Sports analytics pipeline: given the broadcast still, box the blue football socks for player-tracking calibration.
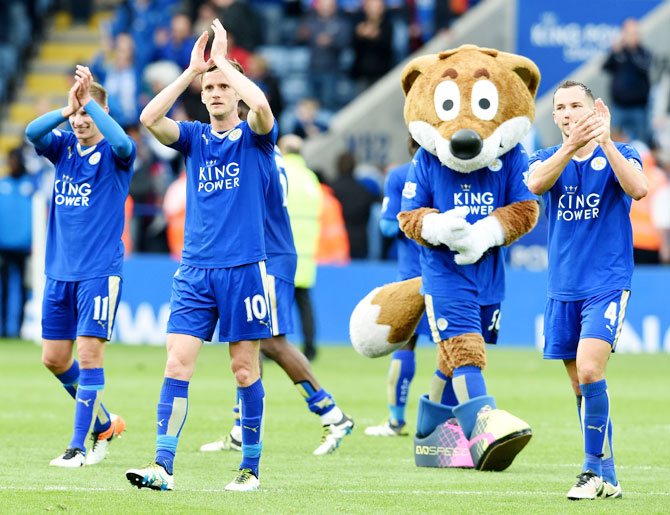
[452,365,488,403]
[70,367,104,451]
[580,379,609,476]
[387,350,415,425]
[155,377,189,475]
[239,379,265,477]
[55,360,111,433]
[429,368,458,406]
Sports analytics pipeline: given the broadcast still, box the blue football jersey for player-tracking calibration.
[529,142,642,300]
[169,120,277,268]
[382,161,421,280]
[37,129,135,281]
[401,144,536,304]
[265,146,298,283]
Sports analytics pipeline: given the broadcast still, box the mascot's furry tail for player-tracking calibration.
[349,277,425,358]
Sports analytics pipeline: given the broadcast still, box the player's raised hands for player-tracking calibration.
[210,18,228,63]
[62,81,81,118]
[566,110,604,151]
[593,98,611,145]
[74,64,94,106]
[189,31,213,74]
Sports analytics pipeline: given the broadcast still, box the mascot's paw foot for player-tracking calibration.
[469,407,532,471]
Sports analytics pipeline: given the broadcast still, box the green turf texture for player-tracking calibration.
[0,339,668,513]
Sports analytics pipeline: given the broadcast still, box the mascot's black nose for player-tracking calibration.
[450,129,483,160]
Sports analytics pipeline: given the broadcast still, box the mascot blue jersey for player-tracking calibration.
[402,144,535,304]
[382,162,421,280]
[38,129,135,281]
[529,142,642,301]
[169,120,277,268]
[265,146,298,283]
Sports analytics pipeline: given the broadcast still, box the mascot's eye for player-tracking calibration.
[471,80,499,121]
[433,80,460,121]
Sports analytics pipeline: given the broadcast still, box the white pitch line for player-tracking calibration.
[1,486,668,496]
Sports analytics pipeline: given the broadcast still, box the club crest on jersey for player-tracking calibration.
[488,159,502,172]
[591,157,607,171]
[628,158,642,171]
[89,152,101,165]
[437,318,448,331]
[228,128,242,141]
[402,181,417,199]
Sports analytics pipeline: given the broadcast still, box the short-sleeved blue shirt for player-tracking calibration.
[401,144,536,304]
[37,129,135,281]
[169,120,277,268]
[529,142,642,300]
[265,146,297,283]
[382,161,421,280]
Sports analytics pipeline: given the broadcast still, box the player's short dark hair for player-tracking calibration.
[200,61,245,88]
[553,80,594,105]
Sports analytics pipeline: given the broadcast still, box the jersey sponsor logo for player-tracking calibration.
[488,159,502,172]
[453,186,495,215]
[402,181,417,199]
[557,185,600,221]
[89,151,101,165]
[591,156,607,171]
[54,177,92,207]
[628,158,642,171]
[198,162,241,192]
[437,318,448,331]
[228,128,242,141]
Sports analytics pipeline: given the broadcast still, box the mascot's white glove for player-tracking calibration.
[421,206,470,247]
[450,215,506,265]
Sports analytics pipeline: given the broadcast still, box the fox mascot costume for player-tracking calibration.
[350,45,541,471]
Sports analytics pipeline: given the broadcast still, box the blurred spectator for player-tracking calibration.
[225,32,252,71]
[314,172,350,265]
[603,18,653,144]
[108,0,176,71]
[91,33,142,127]
[193,1,218,36]
[246,54,283,120]
[297,0,352,110]
[628,139,670,264]
[181,76,211,122]
[126,125,171,252]
[152,11,198,70]
[279,135,323,360]
[282,98,331,139]
[351,0,393,93]
[163,170,187,260]
[331,151,377,258]
[68,0,93,25]
[213,0,261,51]
[0,148,35,337]
[123,195,135,256]
[250,0,284,45]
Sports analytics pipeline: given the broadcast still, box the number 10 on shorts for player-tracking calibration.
[244,294,267,322]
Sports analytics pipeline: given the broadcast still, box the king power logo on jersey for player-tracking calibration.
[557,185,600,221]
[198,161,241,193]
[53,177,91,206]
[453,185,495,215]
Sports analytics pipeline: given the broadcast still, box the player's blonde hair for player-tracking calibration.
[89,82,108,107]
[200,61,245,88]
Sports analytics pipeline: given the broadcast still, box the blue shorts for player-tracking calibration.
[167,262,273,343]
[424,294,501,344]
[415,311,431,338]
[42,276,122,341]
[267,274,294,336]
[543,290,630,360]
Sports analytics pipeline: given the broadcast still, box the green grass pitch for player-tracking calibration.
[1,339,668,513]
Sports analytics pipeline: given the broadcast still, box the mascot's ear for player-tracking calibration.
[496,52,541,99]
[401,55,437,97]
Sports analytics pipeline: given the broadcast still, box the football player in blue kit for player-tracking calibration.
[125,19,275,492]
[200,130,353,456]
[365,138,437,437]
[25,66,134,467]
[527,80,648,500]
